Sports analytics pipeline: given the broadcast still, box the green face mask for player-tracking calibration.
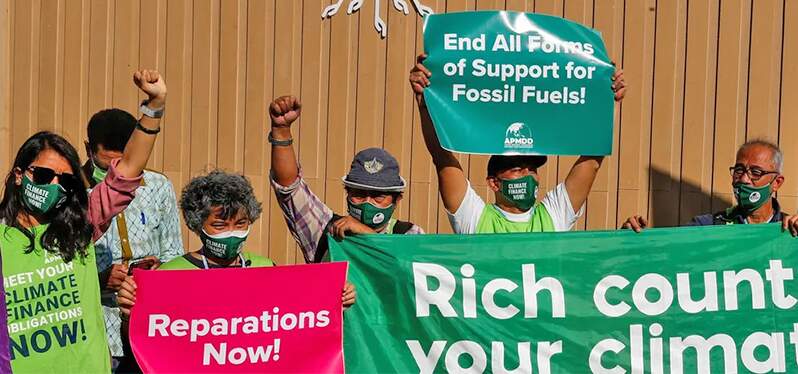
[91,158,108,184]
[21,175,68,215]
[499,175,539,211]
[200,228,250,260]
[733,182,772,214]
[347,200,396,229]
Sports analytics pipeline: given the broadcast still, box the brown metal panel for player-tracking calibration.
[561,0,591,230]
[746,0,783,141]
[505,0,533,11]
[139,0,168,170]
[409,0,446,233]
[534,0,563,15]
[10,0,40,150]
[36,0,63,134]
[678,0,719,224]
[86,0,113,127]
[110,0,140,115]
[62,0,90,161]
[779,0,798,212]
[589,0,624,230]
[0,0,10,167]
[649,0,687,227]
[216,0,247,172]
[382,0,416,222]
[616,0,655,225]
[188,0,219,175]
[323,0,360,219]
[269,0,302,265]
[353,0,387,150]
[295,0,332,263]
[161,0,195,249]
[242,0,274,256]
[710,0,751,213]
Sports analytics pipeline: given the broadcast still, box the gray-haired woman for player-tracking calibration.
[114,170,355,371]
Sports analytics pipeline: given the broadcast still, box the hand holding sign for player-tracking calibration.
[409,54,432,106]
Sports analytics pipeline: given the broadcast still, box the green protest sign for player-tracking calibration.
[422,11,615,155]
[330,225,798,373]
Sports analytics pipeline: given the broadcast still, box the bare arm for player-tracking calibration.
[563,156,604,212]
[564,65,626,213]
[269,95,302,186]
[115,70,166,179]
[410,54,469,213]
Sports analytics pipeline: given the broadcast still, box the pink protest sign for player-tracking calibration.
[129,262,347,373]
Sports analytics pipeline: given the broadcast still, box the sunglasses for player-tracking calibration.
[26,166,82,193]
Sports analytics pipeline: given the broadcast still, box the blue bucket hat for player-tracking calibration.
[342,148,406,192]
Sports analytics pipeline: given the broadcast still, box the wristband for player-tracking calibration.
[136,121,161,135]
[268,131,293,146]
[139,99,165,119]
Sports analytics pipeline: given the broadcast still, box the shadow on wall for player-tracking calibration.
[649,167,733,227]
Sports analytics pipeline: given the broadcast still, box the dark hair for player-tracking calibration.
[487,155,548,177]
[0,131,93,262]
[87,109,137,153]
[180,170,262,233]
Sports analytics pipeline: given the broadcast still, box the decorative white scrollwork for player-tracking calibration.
[321,0,434,38]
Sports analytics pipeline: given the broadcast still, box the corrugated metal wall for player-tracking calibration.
[0,0,796,265]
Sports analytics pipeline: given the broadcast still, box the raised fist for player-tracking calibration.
[133,70,167,102]
[269,95,302,128]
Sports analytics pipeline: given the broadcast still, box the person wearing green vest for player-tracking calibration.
[0,70,167,373]
[115,170,356,372]
[409,54,627,234]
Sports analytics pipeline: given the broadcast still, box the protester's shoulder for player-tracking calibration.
[158,255,196,270]
[243,252,276,267]
[686,209,733,226]
[142,169,175,187]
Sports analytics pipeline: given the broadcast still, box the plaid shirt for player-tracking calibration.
[271,170,423,263]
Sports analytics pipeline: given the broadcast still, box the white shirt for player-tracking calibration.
[447,182,584,234]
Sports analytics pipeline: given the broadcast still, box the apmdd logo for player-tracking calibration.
[504,122,534,149]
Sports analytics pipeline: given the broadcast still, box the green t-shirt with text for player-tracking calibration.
[1,224,110,373]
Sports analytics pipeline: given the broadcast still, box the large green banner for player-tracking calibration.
[330,224,798,373]
[422,11,615,155]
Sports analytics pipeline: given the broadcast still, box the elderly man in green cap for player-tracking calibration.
[268,95,424,263]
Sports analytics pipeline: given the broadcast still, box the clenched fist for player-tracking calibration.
[269,95,302,128]
[133,70,167,106]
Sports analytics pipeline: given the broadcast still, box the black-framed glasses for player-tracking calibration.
[729,165,779,182]
[26,166,81,193]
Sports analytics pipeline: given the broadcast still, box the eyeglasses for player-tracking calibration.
[729,165,779,182]
[27,166,81,193]
[348,189,393,204]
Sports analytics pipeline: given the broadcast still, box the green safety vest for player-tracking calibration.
[475,203,556,233]
[158,251,275,270]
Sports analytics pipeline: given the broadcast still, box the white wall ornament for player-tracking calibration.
[321,0,434,38]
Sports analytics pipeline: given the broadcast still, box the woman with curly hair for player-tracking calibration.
[115,170,355,372]
[0,70,167,373]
